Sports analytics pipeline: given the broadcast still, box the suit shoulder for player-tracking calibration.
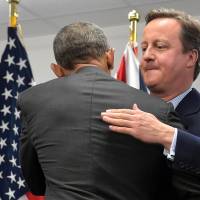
[21,78,59,94]
[116,80,167,105]
[18,78,59,102]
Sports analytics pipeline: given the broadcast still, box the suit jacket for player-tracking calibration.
[18,66,182,200]
[172,88,200,198]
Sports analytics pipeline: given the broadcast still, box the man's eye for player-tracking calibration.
[157,45,164,49]
[156,44,167,49]
[141,47,147,52]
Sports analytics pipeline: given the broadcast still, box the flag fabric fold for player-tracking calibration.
[0,27,44,200]
[116,42,147,92]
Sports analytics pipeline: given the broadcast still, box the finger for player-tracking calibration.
[101,112,135,120]
[102,116,133,128]
[105,109,134,114]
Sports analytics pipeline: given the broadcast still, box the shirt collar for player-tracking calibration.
[169,88,192,109]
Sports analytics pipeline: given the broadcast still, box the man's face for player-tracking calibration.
[140,18,194,100]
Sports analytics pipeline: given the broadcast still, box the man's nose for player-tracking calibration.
[142,47,155,62]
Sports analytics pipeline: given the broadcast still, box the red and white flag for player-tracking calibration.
[116,42,147,91]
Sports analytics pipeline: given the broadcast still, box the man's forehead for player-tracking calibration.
[142,18,182,39]
[144,18,181,30]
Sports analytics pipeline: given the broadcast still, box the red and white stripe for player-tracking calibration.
[116,42,140,89]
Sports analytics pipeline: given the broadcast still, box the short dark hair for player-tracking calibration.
[53,22,110,69]
[145,8,200,80]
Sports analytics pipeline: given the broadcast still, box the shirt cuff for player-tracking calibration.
[163,128,177,161]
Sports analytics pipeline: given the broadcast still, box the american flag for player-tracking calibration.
[0,27,36,200]
[116,42,147,92]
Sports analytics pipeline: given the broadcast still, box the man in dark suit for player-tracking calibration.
[101,8,200,199]
[18,22,182,199]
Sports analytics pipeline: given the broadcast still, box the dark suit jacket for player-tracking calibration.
[172,88,200,197]
[18,66,182,200]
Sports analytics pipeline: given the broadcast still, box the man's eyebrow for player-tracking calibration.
[140,41,147,45]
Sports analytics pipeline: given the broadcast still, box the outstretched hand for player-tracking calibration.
[101,104,174,150]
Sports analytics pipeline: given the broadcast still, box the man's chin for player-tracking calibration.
[147,85,165,96]
[144,80,157,89]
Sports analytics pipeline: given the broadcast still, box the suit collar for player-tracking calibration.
[63,66,108,78]
[175,88,200,115]
[75,66,106,74]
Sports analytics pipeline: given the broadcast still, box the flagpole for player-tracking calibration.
[128,10,147,91]
[7,0,20,27]
[128,10,139,43]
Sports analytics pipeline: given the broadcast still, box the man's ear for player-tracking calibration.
[51,63,66,77]
[106,48,115,71]
[186,49,198,69]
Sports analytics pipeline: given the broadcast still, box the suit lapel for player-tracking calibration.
[175,88,200,116]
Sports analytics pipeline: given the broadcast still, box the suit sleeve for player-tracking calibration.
[18,96,46,195]
[171,129,200,197]
[164,104,200,198]
[175,129,200,174]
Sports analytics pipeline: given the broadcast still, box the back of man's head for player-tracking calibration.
[53,22,110,70]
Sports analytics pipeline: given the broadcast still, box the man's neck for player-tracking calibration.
[74,61,110,74]
[150,86,192,101]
